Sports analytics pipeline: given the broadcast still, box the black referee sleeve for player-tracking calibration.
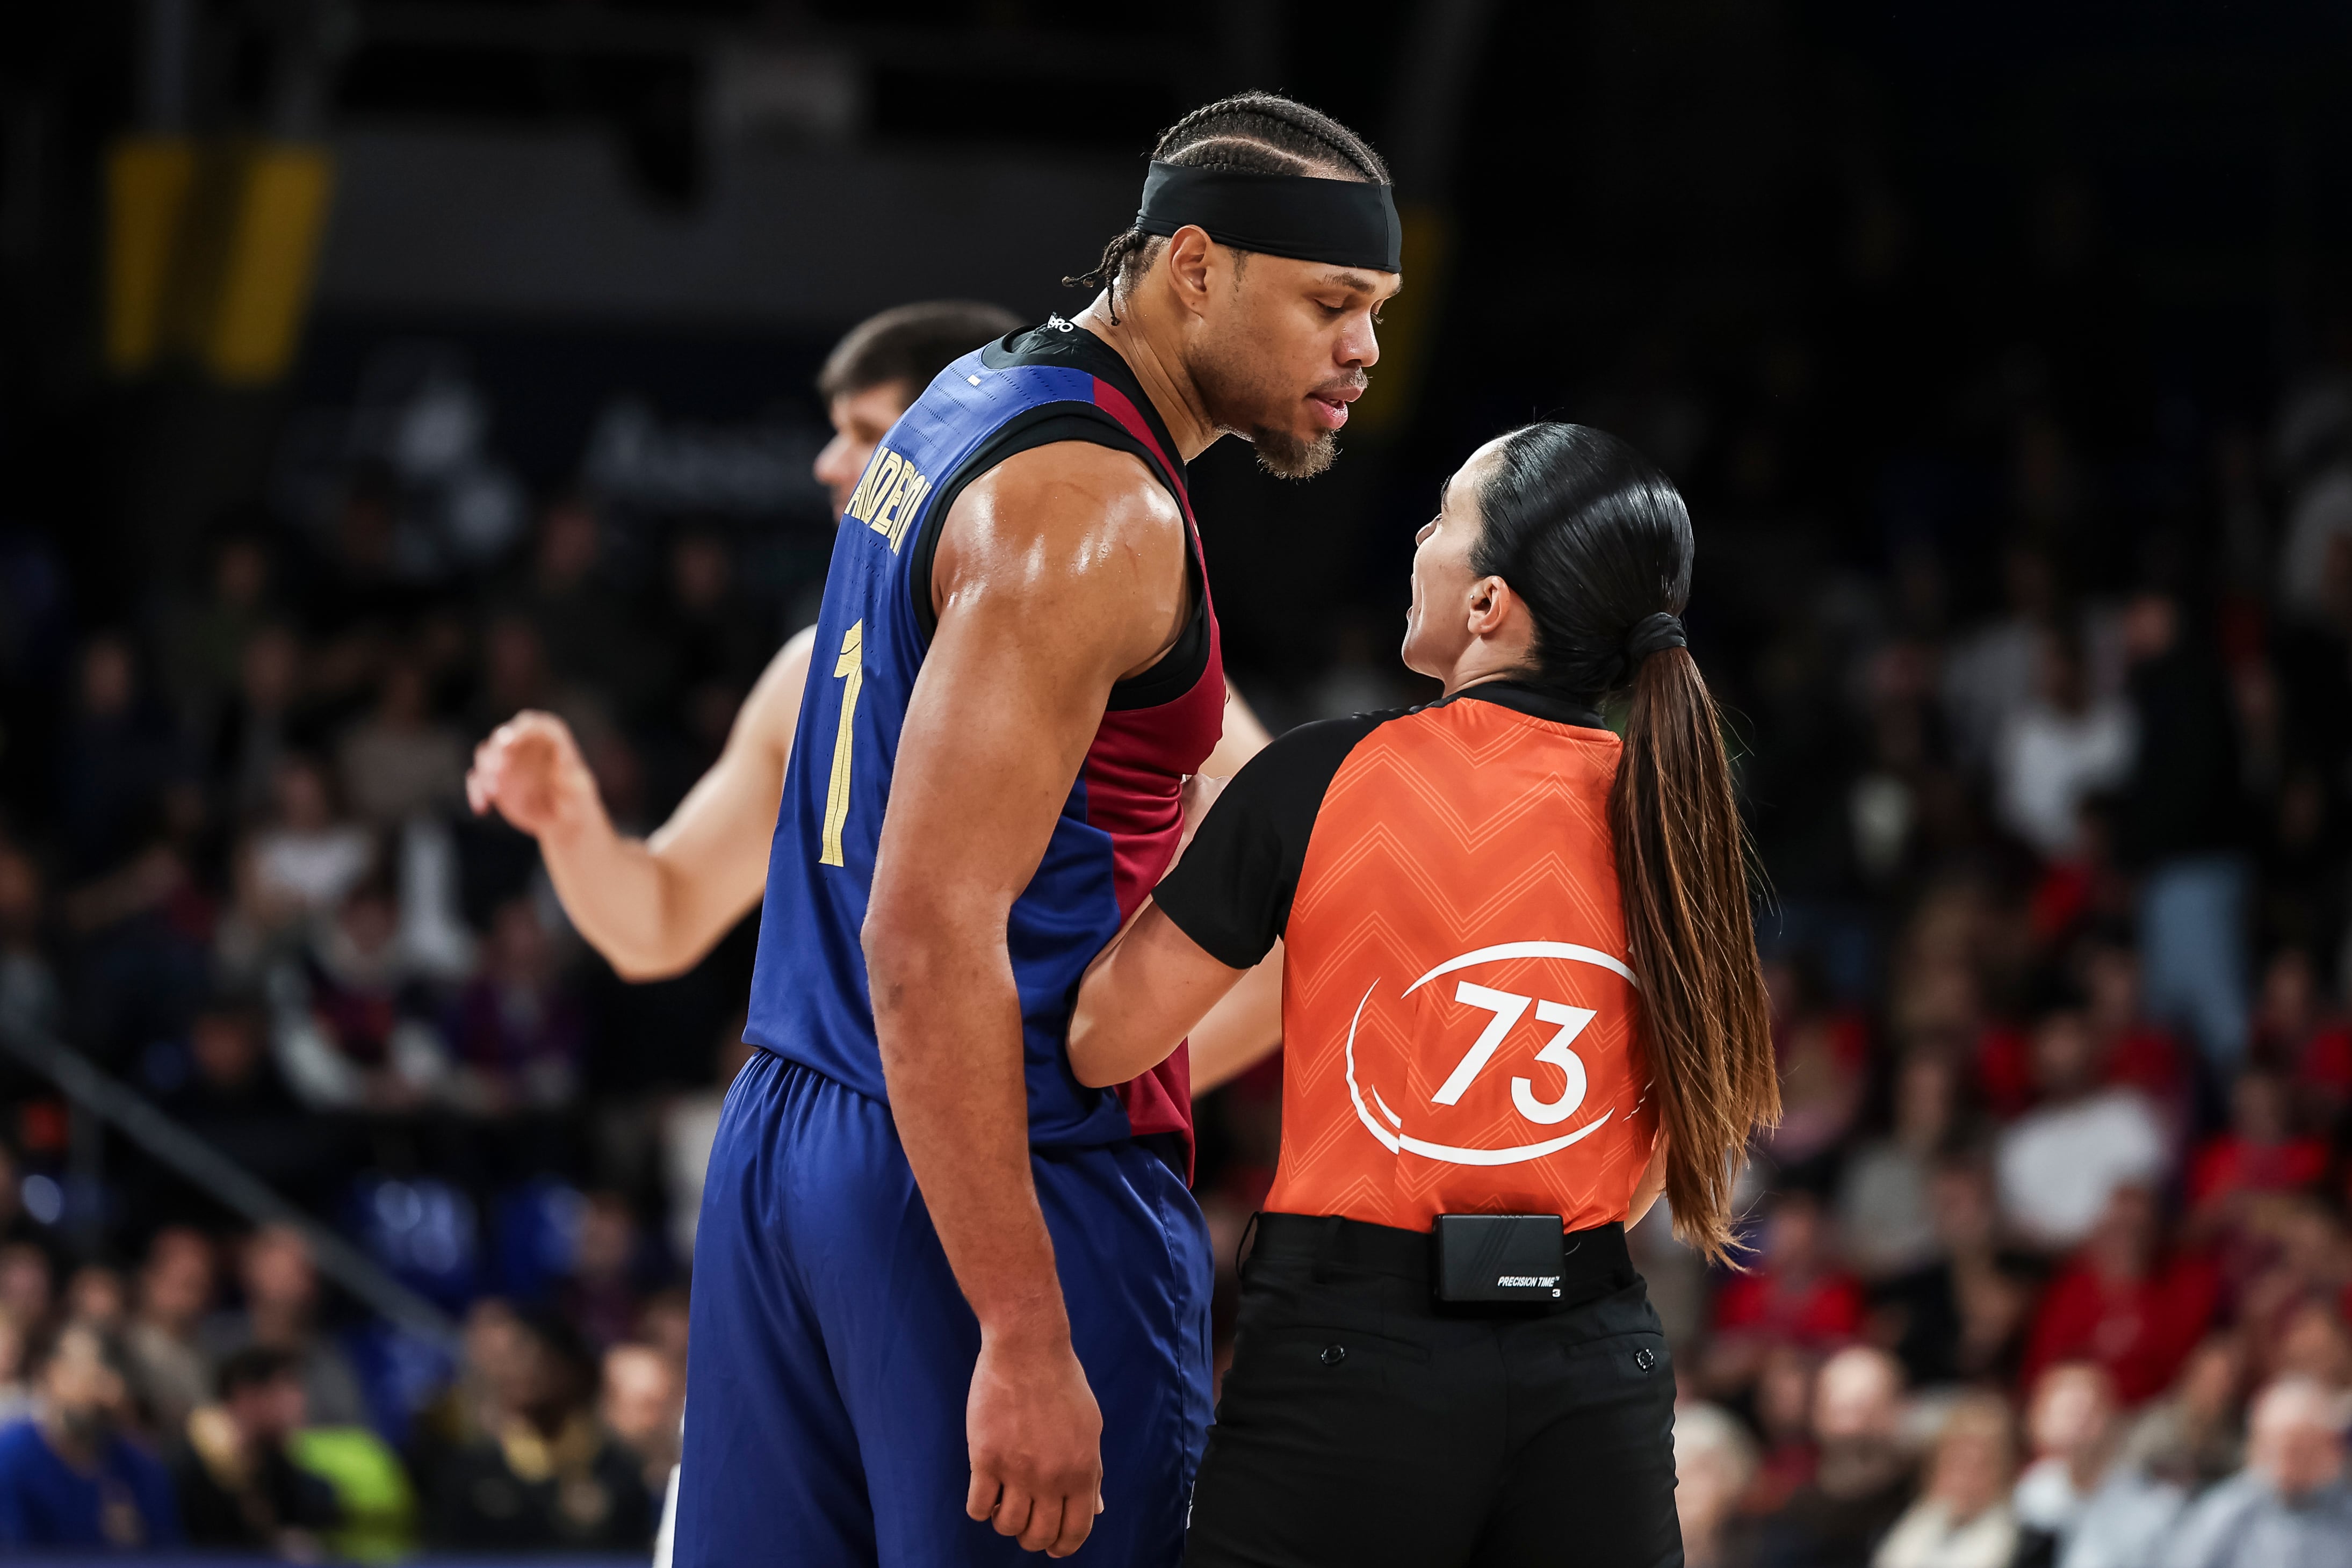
[1151,712,1392,970]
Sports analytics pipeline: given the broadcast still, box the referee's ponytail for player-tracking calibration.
[1471,423,1780,1264]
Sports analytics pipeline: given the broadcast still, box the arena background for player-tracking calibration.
[3,2,2351,1564]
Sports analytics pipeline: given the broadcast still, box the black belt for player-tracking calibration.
[1245,1212,1635,1309]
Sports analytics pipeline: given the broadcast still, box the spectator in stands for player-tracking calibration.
[243,754,374,924]
[429,1307,651,1552]
[0,1310,30,1426]
[1994,625,2134,861]
[1872,1393,2019,1568]
[0,1242,53,1334]
[1675,1400,1761,1568]
[276,873,448,1113]
[1874,1157,2038,1388]
[64,1265,127,1335]
[410,1296,521,1475]
[1754,1346,1916,1568]
[171,1345,340,1555]
[518,497,655,721]
[2023,1185,2220,1405]
[159,533,276,731]
[600,1341,682,1495]
[2080,938,2190,1114]
[446,897,583,1116]
[562,1191,645,1350]
[125,1228,217,1442]
[470,613,559,736]
[1942,543,2061,776]
[1714,1191,1866,1364]
[2251,947,2352,1115]
[199,1225,367,1430]
[2159,1376,2352,1568]
[55,632,183,879]
[2126,1334,2249,1492]
[160,995,308,1159]
[1743,1343,1824,1517]
[145,996,336,1217]
[657,529,766,724]
[210,624,307,825]
[633,1287,689,1370]
[2034,1346,2230,1568]
[0,1323,181,1548]
[2115,589,2254,1071]
[0,839,61,1043]
[1766,964,1870,1179]
[336,659,465,827]
[1838,1051,1967,1280]
[2268,1298,2352,1390]
[1996,1009,2169,1252]
[2187,1070,2328,1239]
[2014,1362,2124,1550]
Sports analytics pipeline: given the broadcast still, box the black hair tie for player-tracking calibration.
[1625,612,1687,668]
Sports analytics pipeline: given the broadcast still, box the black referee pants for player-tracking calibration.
[1184,1213,1683,1568]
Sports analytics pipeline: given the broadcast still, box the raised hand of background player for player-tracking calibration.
[465,710,608,841]
[964,1327,1104,1558]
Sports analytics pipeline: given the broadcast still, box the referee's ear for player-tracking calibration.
[1466,574,1528,651]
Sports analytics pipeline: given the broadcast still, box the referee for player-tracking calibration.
[1069,423,1780,1567]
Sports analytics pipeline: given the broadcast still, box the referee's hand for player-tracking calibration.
[965,1331,1105,1557]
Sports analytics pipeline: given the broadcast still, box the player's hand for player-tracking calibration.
[465,711,602,841]
[964,1329,1103,1558]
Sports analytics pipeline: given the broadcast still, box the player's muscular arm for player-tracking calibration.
[864,443,1188,1560]
[466,628,813,979]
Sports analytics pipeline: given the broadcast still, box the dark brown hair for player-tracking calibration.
[1470,423,1780,1263]
[815,300,1022,403]
[1068,91,1389,321]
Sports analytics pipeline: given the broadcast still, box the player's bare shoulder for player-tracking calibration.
[933,440,1190,673]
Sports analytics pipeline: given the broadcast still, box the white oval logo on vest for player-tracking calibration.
[1344,941,1637,1167]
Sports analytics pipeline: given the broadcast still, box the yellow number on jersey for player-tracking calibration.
[819,621,864,867]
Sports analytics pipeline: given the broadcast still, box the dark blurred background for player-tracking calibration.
[3,2,2352,1563]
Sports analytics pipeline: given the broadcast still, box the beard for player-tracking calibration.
[1188,327,1346,481]
[1247,423,1339,481]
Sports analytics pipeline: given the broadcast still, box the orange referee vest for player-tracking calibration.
[1265,697,1659,1232]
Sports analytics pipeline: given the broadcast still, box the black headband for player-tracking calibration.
[1136,161,1403,274]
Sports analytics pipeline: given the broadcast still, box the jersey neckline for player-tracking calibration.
[1437,678,1608,733]
[980,319,1189,489]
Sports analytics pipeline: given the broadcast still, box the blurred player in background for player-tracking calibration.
[466,300,1272,988]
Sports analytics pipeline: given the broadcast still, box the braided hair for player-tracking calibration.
[1067,91,1390,321]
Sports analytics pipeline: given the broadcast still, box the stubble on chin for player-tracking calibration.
[1189,328,1342,482]
[1249,425,1339,480]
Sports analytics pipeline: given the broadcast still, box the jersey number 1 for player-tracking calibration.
[819,620,863,866]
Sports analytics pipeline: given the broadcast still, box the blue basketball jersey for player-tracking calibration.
[744,320,1225,1155]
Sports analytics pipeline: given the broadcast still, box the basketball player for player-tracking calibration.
[465,301,1271,994]
[674,93,1401,1568]
[1068,424,1781,1566]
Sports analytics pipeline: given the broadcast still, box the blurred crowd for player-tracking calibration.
[0,477,758,1552]
[0,1211,681,1555]
[1511,348,2348,1561]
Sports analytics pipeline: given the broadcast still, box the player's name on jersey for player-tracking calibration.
[845,444,932,552]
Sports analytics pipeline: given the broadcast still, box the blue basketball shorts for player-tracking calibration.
[674,1050,1215,1567]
